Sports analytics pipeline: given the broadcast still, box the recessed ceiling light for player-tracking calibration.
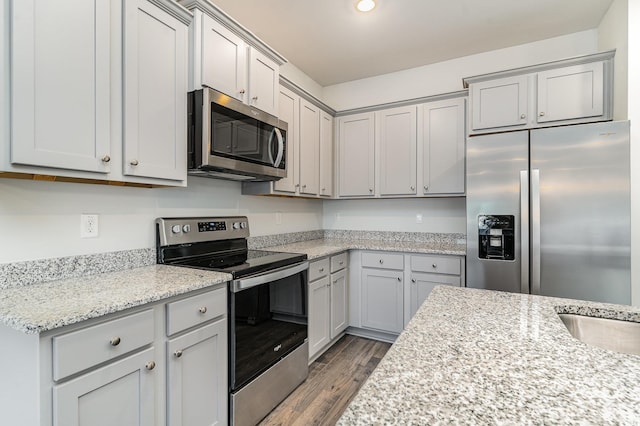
[355,0,376,12]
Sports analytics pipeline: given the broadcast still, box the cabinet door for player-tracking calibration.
[248,48,279,116]
[123,0,187,182]
[378,106,417,196]
[274,86,299,193]
[167,320,228,426]
[409,273,460,320]
[536,62,604,123]
[53,348,156,426]
[338,113,375,197]
[11,0,111,174]
[330,268,348,339]
[422,98,465,195]
[201,14,247,101]
[361,268,403,334]
[299,99,320,196]
[470,75,528,131]
[319,111,334,197]
[308,276,331,360]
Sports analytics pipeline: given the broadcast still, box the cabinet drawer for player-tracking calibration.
[361,252,403,270]
[52,309,154,381]
[330,252,348,273]
[167,288,226,336]
[309,258,330,282]
[411,255,460,275]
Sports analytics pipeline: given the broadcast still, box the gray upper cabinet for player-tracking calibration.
[465,51,614,135]
[470,75,528,131]
[377,106,417,197]
[421,97,466,195]
[299,99,320,196]
[337,112,375,197]
[319,111,334,197]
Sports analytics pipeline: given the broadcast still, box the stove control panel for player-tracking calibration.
[156,216,250,246]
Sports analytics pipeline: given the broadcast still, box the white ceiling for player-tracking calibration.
[209,0,614,87]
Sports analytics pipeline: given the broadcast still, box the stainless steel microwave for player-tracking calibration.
[187,88,287,181]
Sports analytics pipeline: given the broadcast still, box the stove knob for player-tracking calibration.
[171,225,181,234]
[240,222,247,229]
[182,224,191,233]
[232,222,241,230]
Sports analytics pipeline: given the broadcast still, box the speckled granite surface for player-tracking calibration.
[248,230,325,249]
[0,265,230,334]
[338,286,640,425]
[0,248,156,289]
[264,237,466,259]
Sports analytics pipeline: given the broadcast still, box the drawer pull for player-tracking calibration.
[379,259,384,264]
[411,278,416,283]
[397,277,401,282]
[339,261,344,265]
[174,350,183,358]
[110,337,121,346]
[333,280,338,284]
[432,263,437,268]
[145,361,156,371]
[319,268,324,272]
[199,306,207,314]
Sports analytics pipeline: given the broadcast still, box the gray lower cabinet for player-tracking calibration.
[53,347,157,426]
[408,273,460,319]
[308,253,349,362]
[0,286,228,426]
[167,320,227,426]
[361,268,404,334]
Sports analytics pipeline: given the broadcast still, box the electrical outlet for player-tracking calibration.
[81,214,99,238]
[416,214,423,224]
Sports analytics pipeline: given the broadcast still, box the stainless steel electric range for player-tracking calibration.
[156,216,309,426]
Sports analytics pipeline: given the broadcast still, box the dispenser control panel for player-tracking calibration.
[478,215,514,261]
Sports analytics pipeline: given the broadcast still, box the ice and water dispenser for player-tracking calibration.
[477,215,515,260]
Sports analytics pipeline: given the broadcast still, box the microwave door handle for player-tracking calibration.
[267,128,276,165]
[273,128,284,167]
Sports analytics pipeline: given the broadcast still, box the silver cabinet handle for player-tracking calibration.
[174,350,183,358]
[410,186,415,191]
[369,188,373,193]
[520,114,526,119]
[101,155,111,163]
[322,188,326,192]
[424,186,429,191]
[295,184,300,188]
[432,263,437,268]
[397,277,401,282]
[539,111,545,117]
[145,361,156,370]
[239,89,245,95]
[333,280,338,284]
[130,159,139,166]
[379,259,384,264]
[252,96,258,101]
[411,278,416,283]
[110,337,121,346]
[339,261,344,265]
[199,306,207,314]
[319,268,324,272]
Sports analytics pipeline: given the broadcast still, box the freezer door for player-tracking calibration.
[531,121,630,304]
[466,131,529,293]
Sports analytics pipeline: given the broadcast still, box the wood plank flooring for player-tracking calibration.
[258,335,392,426]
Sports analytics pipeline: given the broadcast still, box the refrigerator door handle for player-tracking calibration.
[531,169,541,295]
[520,170,529,294]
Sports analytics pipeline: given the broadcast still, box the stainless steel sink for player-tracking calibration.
[558,314,640,356]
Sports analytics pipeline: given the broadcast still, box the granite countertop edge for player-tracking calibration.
[0,265,232,334]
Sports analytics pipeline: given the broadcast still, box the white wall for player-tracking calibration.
[598,0,628,120]
[0,177,322,263]
[323,198,466,234]
[627,0,640,305]
[323,30,599,111]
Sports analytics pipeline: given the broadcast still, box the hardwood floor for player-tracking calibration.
[258,335,392,426]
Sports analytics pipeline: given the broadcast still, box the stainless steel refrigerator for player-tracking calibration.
[466,120,631,304]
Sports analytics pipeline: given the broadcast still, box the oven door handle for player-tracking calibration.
[231,261,309,292]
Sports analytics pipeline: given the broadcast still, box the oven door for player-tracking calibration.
[229,261,308,392]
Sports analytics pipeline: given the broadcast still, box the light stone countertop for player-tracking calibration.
[337,285,640,425]
[0,265,231,334]
[262,237,466,260]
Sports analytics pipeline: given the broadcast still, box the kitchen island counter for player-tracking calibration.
[338,286,640,424]
[0,265,231,334]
